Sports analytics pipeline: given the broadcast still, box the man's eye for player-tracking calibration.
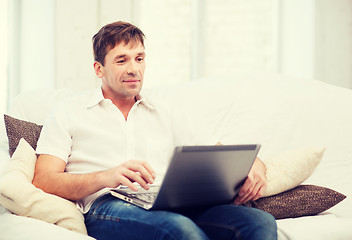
[117,60,125,64]
[137,57,144,62]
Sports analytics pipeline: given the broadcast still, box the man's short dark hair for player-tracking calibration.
[92,21,145,66]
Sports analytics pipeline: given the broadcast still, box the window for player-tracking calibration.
[204,0,275,77]
[5,0,55,110]
[0,0,8,112]
[137,0,276,87]
[6,0,350,99]
[5,1,277,94]
[138,0,192,87]
[0,0,8,113]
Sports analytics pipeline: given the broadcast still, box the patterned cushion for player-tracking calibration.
[243,185,346,219]
[4,115,43,156]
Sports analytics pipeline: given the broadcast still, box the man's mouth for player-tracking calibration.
[123,79,140,83]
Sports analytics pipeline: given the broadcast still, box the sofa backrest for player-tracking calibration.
[144,72,352,190]
[8,89,74,125]
[3,71,352,188]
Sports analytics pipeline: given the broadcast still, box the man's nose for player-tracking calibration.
[126,62,138,76]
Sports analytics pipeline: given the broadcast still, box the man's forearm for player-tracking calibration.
[32,154,108,201]
[33,169,107,201]
[33,154,156,201]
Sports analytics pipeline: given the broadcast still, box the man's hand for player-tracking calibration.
[234,157,267,205]
[102,159,156,191]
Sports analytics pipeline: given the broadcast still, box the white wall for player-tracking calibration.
[138,0,192,87]
[277,0,316,79]
[5,0,352,110]
[54,0,99,90]
[54,0,140,89]
[53,0,352,90]
[315,0,352,89]
[278,0,352,88]
[0,0,8,113]
[204,0,276,77]
[7,0,55,108]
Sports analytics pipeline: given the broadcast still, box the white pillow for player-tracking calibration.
[0,138,87,235]
[263,146,326,197]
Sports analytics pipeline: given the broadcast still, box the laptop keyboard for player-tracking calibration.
[129,192,157,203]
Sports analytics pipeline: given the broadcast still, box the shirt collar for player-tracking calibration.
[85,88,105,109]
[86,87,155,111]
[134,94,156,111]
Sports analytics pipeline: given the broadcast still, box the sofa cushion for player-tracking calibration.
[0,138,87,235]
[243,185,346,219]
[263,146,326,197]
[4,115,42,157]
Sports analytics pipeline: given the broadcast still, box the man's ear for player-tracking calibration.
[94,61,104,78]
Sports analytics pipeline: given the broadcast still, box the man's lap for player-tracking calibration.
[84,194,208,240]
[84,194,277,240]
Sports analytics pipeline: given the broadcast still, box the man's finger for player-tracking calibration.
[119,176,138,191]
[128,160,156,183]
[252,185,265,201]
[121,168,150,190]
[240,181,261,203]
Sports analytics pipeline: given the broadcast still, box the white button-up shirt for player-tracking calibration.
[36,88,198,213]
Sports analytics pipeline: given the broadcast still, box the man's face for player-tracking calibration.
[95,41,146,101]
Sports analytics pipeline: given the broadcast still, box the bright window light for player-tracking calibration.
[0,0,8,113]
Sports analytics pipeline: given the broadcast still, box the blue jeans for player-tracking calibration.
[84,194,277,240]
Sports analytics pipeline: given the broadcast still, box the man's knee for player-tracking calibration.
[245,208,277,239]
[257,209,276,226]
[155,212,208,240]
[194,205,277,240]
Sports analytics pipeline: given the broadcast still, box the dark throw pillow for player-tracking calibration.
[243,185,346,219]
[4,114,43,157]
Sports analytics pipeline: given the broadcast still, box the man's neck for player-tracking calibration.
[113,97,136,120]
[102,89,137,120]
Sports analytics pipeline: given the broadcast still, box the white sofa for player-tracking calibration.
[0,72,351,239]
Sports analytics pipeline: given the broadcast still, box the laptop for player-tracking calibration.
[110,144,260,210]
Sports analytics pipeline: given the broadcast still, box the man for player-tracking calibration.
[33,21,277,240]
